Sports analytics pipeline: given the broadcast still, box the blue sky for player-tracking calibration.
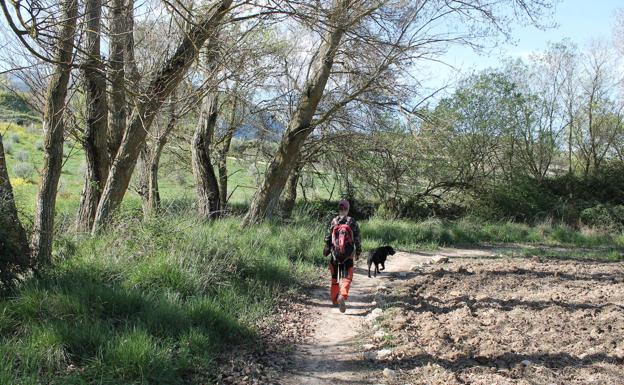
[423,0,622,91]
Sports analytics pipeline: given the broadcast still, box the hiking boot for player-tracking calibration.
[337,295,346,313]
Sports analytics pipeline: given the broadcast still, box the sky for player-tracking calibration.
[423,0,622,91]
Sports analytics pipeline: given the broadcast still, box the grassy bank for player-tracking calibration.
[0,216,324,384]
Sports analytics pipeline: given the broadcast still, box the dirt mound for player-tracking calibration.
[377,258,624,384]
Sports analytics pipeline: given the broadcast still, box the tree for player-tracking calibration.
[243,0,556,225]
[76,0,111,231]
[573,43,623,177]
[242,0,351,225]
[91,0,234,232]
[192,34,222,218]
[0,133,30,288]
[27,0,79,265]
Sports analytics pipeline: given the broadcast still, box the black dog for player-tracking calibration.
[367,245,395,278]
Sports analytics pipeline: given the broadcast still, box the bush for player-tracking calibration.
[173,171,186,186]
[472,177,558,222]
[14,150,28,162]
[12,162,34,180]
[580,204,624,231]
[0,91,32,114]
[2,139,13,155]
[6,132,19,145]
[297,198,376,222]
[34,140,44,151]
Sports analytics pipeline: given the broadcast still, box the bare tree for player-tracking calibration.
[91,0,234,232]
[0,133,30,287]
[574,42,623,177]
[76,0,111,231]
[27,0,79,264]
[192,35,222,218]
[242,0,555,225]
[136,98,179,216]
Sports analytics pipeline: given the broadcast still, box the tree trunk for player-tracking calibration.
[137,144,150,216]
[77,0,110,232]
[148,140,165,212]
[0,134,30,286]
[139,102,176,218]
[242,6,346,226]
[217,96,238,211]
[192,91,221,218]
[30,0,78,265]
[91,0,233,232]
[108,0,127,160]
[280,162,301,219]
[124,0,140,88]
[192,32,222,219]
[217,131,233,211]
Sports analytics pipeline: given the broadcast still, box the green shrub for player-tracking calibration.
[6,132,20,144]
[472,177,558,221]
[580,204,624,231]
[14,150,28,162]
[0,91,32,114]
[12,161,34,180]
[2,139,12,154]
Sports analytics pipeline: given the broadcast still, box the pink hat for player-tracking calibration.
[338,199,350,210]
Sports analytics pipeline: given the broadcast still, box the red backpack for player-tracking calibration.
[331,224,354,262]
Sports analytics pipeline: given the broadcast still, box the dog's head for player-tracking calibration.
[384,245,396,255]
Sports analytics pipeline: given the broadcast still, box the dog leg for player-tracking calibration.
[368,262,372,278]
[380,262,385,271]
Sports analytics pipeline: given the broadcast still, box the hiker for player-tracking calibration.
[323,199,362,313]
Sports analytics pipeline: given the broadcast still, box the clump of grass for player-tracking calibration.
[2,138,13,154]
[14,150,28,162]
[12,161,34,180]
[6,131,20,144]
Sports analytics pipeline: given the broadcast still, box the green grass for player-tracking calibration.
[0,215,324,384]
[361,217,624,252]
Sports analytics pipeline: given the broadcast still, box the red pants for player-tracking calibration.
[329,256,354,303]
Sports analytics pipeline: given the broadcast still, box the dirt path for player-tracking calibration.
[277,247,624,385]
[279,250,480,385]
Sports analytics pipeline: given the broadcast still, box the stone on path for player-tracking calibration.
[383,368,397,378]
[432,256,449,264]
[377,348,393,360]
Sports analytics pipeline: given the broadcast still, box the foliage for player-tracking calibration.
[580,204,624,231]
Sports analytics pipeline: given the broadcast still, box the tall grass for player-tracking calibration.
[0,215,324,384]
[362,217,624,251]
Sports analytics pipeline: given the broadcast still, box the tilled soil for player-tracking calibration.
[378,257,624,384]
[218,249,624,385]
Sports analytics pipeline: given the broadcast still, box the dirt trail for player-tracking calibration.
[279,249,491,384]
